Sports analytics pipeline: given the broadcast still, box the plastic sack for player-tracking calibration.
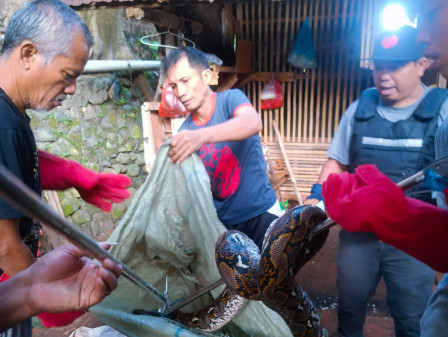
[158,78,188,118]
[91,141,293,337]
[261,74,283,110]
[287,17,317,70]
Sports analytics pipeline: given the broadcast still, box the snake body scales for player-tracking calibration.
[215,205,329,336]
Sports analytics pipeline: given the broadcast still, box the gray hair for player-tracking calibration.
[1,0,93,64]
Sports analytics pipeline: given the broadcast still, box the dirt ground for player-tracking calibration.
[32,225,439,337]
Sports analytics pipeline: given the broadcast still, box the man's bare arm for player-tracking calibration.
[0,218,36,276]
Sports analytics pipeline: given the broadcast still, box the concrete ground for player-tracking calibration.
[297,226,395,337]
[33,225,439,336]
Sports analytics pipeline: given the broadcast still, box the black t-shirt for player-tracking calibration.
[0,87,41,258]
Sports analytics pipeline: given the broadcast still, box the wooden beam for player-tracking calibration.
[214,68,294,83]
[141,8,203,34]
[217,73,238,92]
[236,73,257,89]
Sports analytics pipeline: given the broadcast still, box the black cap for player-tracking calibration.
[372,25,424,62]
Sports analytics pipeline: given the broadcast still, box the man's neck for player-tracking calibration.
[192,88,215,124]
[0,57,26,114]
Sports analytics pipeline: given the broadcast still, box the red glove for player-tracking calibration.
[38,150,132,212]
[37,311,85,328]
[323,164,448,272]
[322,164,408,232]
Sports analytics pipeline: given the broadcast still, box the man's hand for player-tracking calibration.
[25,243,122,314]
[169,130,205,164]
[39,150,132,212]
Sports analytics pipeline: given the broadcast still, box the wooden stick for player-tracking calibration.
[272,120,303,205]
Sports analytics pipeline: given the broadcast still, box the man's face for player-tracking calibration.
[166,57,210,113]
[372,60,425,106]
[27,29,89,111]
[417,0,448,77]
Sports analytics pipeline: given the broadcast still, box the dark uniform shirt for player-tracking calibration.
[0,87,42,267]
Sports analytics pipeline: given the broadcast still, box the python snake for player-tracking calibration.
[215,205,329,336]
[134,205,328,335]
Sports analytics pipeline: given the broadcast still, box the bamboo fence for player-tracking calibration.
[236,0,383,143]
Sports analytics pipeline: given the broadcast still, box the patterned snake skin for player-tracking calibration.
[215,205,329,336]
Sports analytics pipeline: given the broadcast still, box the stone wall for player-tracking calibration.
[30,74,149,248]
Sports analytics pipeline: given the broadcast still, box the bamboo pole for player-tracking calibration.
[273,120,303,205]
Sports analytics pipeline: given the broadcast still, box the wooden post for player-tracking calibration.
[42,190,69,248]
[272,120,303,205]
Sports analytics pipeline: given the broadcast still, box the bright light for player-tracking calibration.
[382,4,408,31]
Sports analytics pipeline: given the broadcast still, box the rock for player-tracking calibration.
[112,164,127,173]
[111,203,127,219]
[135,153,145,166]
[46,138,79,156]
[127,164,140,177]
[61,197,82,217]
[116,153,131,164]
[34,128,55,142]
[72,209,92,225]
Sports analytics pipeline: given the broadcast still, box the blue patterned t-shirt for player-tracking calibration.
[179,89,277,226]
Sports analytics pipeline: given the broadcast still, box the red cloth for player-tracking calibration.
[37,311,85,328]
[38,150,132,212]
[322,164,448,272]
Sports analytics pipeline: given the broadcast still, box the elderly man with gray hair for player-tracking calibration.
[0,0,131,335]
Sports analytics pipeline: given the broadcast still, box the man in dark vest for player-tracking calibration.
[320,2,448,336]
[307,25,448,337]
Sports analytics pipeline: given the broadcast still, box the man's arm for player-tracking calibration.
[169,104,262,164]
[317,158,347,184]
[0,218,35,276]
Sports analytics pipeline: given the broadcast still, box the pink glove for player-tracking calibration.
[323,164,448,272]
[38,150,132,212]
[37,311,85,328]
[0,273,9,282]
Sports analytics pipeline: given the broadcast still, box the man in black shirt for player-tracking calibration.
[0,0,131,334]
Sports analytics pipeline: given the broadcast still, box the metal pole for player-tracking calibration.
[83,60,161,73]
[0,164,169,308]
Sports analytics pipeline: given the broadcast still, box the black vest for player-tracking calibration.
[348,87,448,204]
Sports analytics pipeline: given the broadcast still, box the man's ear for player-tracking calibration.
[202,68,212,85]
[19,41,39,70]
[416,57,430,76]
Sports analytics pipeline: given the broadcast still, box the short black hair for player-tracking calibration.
[161,46,210,75]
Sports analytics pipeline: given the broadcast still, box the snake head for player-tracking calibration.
[215,230,262,300]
